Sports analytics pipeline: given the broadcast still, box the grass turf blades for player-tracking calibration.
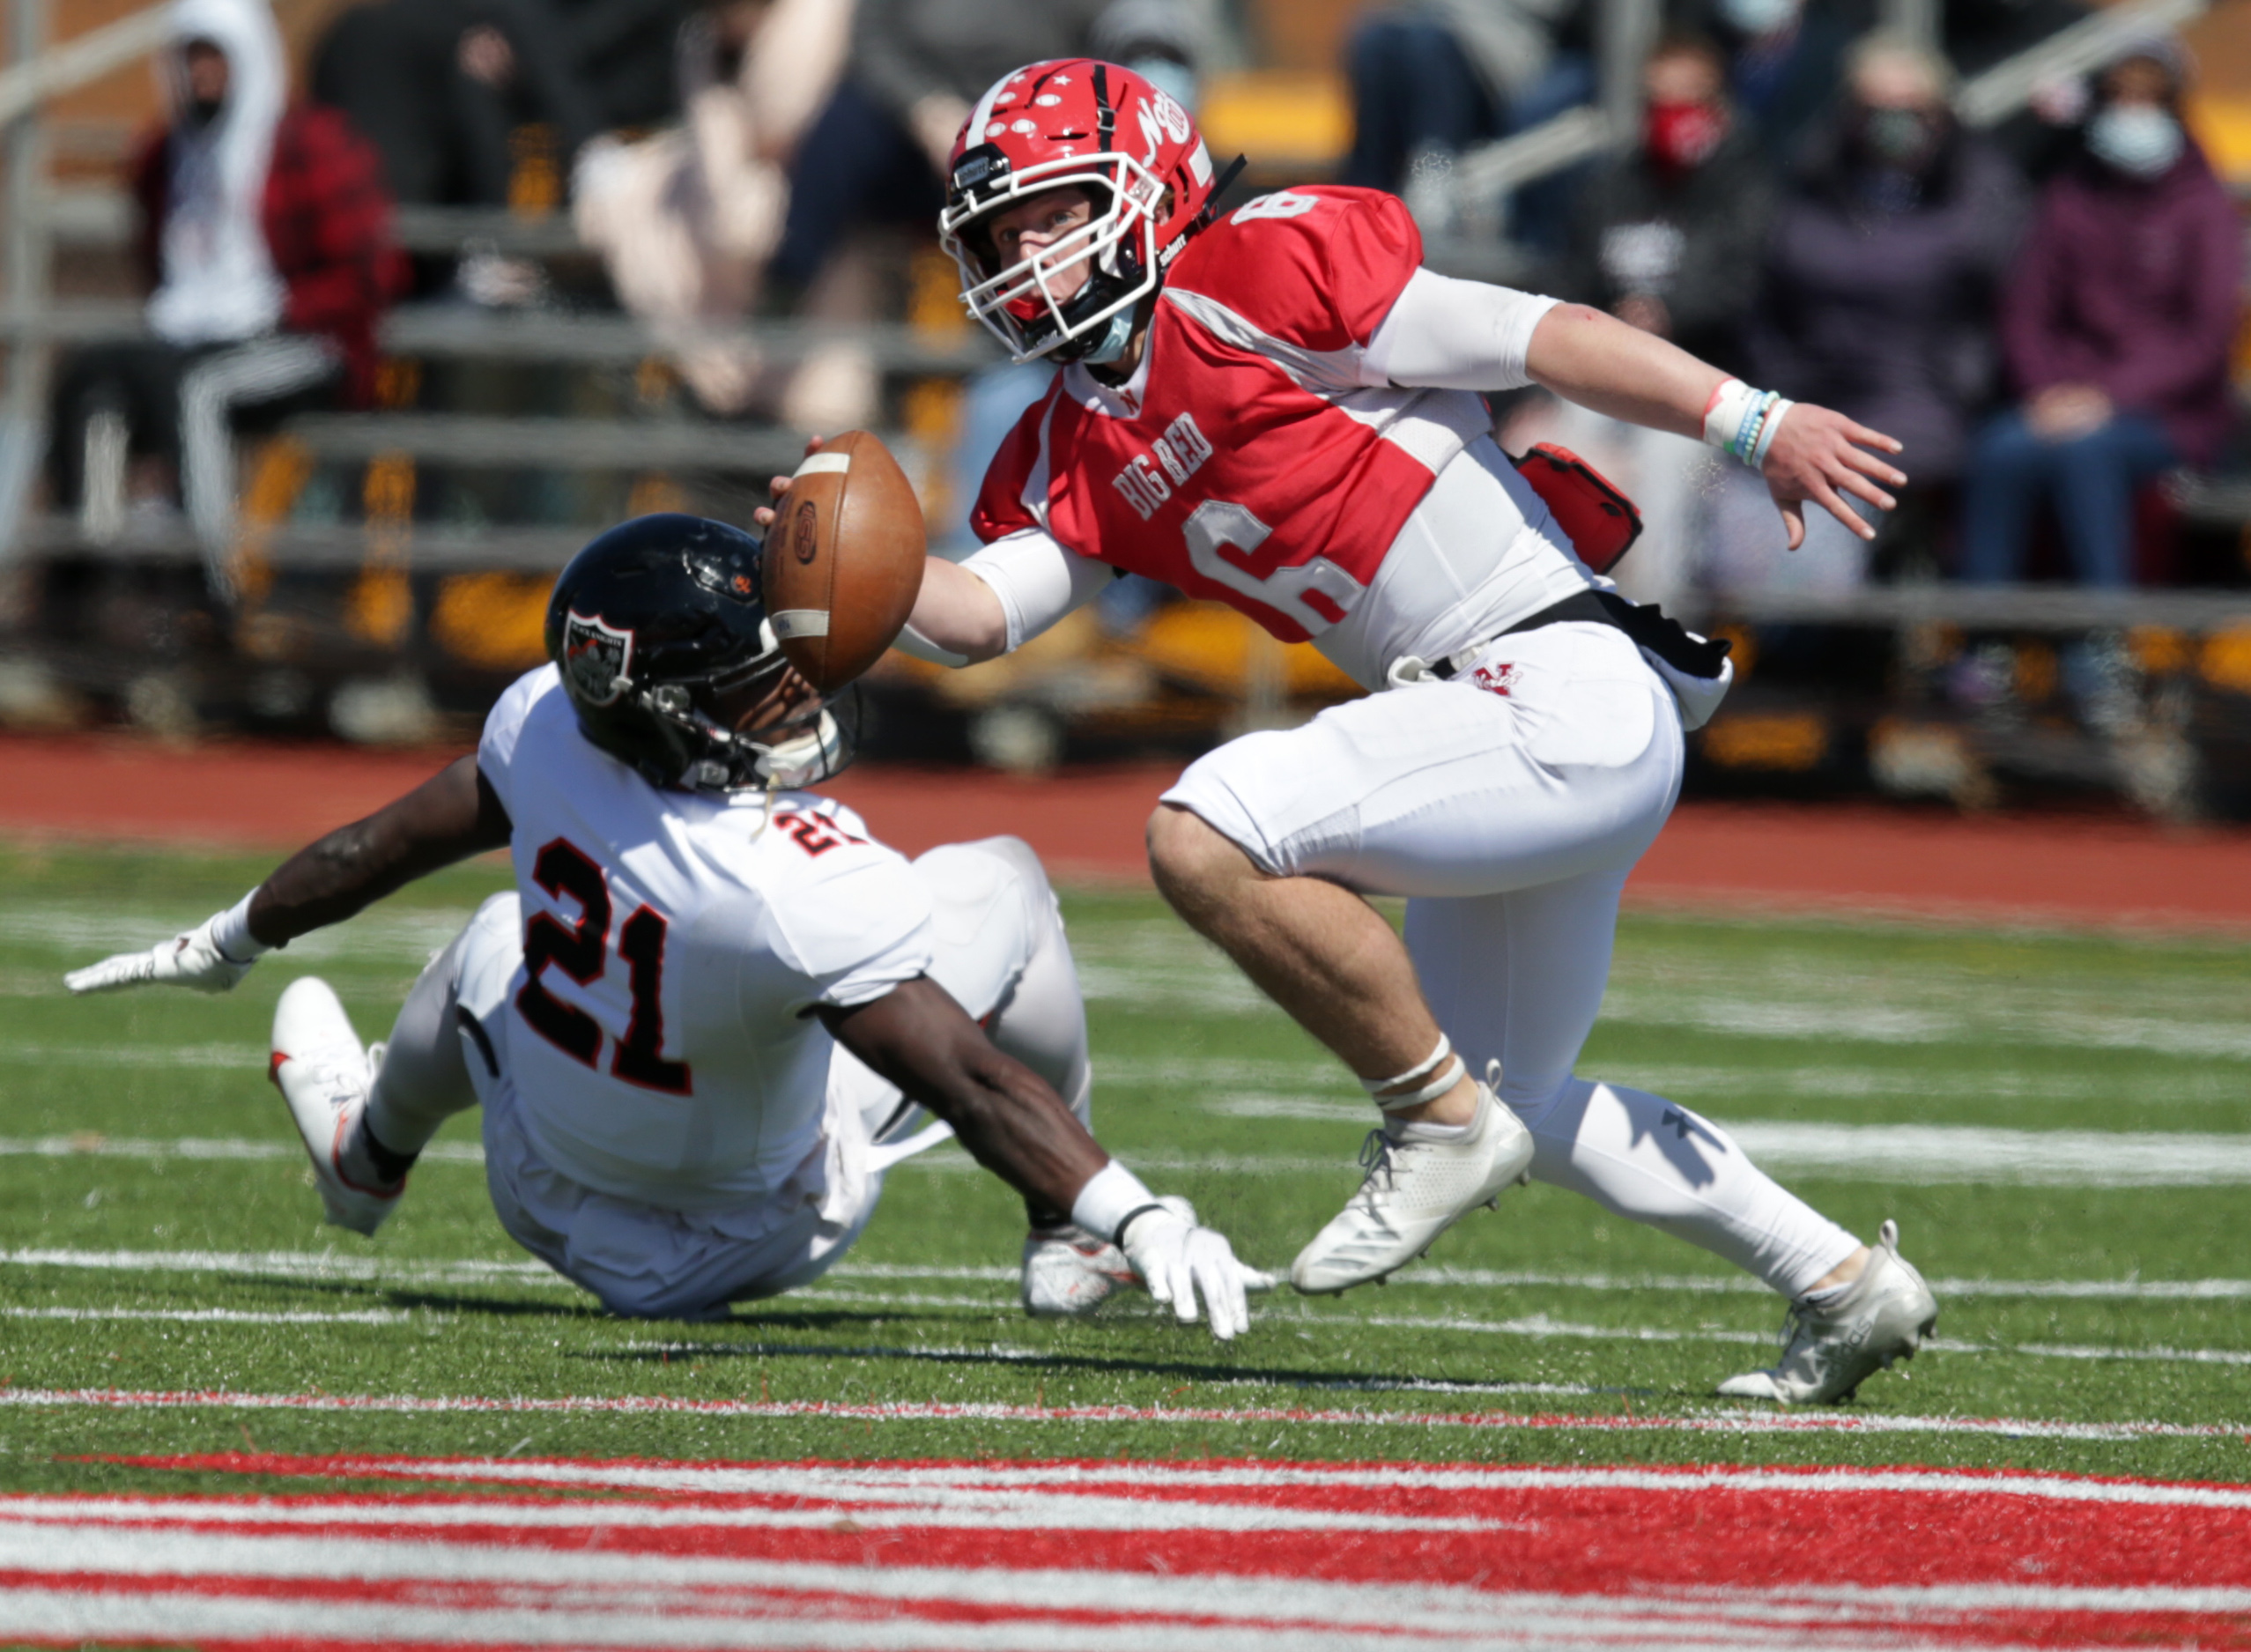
[0,841,2245,1491]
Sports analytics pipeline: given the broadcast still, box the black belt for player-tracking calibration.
[1429,590,1730,682]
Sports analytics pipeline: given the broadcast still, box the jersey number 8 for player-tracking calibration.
[515,837,692,1094]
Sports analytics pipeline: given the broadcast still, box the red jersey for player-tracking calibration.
[970,187,1492,642]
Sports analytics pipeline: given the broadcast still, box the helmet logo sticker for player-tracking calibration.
[562,610,634,707]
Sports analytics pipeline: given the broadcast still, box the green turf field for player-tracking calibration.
[1,841,2246,1492]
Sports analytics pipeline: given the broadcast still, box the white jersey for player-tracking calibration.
[476,667,934,1211]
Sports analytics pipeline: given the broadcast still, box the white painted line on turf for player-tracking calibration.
[0,1246,565,1286]
[124,1455,2251,1512]
[1401,1265,2251,1300]
[0,1137,486,1166]
[15,1246,2251,1308]
[16,1123,2251,1184]
[0,1307,410,1325]
[0,1387,2240,1442]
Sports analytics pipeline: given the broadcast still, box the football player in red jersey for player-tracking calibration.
[772,60,1935,1403]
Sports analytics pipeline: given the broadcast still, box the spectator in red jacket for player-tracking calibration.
[1960,38,2240,586]
[48,0,404,594]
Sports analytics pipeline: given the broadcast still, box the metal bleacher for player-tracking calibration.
[4,0,2251,804]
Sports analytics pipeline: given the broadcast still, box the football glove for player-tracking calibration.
[1118,1202,1272,1341]
[65,914,256,996]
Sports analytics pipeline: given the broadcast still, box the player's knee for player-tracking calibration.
[1146,804,1242,908]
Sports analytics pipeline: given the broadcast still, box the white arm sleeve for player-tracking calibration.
[1359,267,1561,393]
[959,527,1116,654]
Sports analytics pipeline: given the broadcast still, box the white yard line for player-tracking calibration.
[0,1386,2240,1442]
[11,1246,2251,1303]
[13,1122,2251,1184]
[0,1306,410,1324]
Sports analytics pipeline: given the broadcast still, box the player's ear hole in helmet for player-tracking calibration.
[544,513,858,793]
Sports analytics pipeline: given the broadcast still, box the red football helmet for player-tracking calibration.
[940,58,1219,364]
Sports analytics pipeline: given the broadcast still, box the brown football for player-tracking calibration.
[761,431,927,692]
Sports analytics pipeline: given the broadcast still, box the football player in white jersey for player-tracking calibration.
[828,58,1939,1403]
[66,514,1266,1336]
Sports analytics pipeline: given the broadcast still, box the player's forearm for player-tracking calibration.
[822,978,1107,1212]
[901,557,1009,664]
[1524,302,1728,441]
[248,756,511,946]
[919,1043,1111,1214]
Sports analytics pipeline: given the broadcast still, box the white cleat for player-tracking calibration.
[270,976,403,1238]
[1021,1196,1196,1318]
[1718,1219,1939,1404]
[1290,1082,1534,1295]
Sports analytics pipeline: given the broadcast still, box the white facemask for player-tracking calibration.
[2086,104,2183,178]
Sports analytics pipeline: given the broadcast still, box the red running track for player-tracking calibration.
[3,735,2248,930]
[2,1451,2247,1648]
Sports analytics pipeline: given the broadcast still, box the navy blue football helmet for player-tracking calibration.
[544,514,851,791]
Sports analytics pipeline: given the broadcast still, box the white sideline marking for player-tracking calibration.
[12,1123,2251,1184]
[12,1246,2251,1305]
[0,1307,409,1326]
[1197,1113,2251,1187]
[0,1387,2240,1442]
[0,1137,485,1165]
[89,1455,2251,1510]
[0,1247,566,1287]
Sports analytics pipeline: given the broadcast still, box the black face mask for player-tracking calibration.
[187,94,225,129]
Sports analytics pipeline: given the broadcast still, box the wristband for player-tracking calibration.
[1111,1203,1170,1247]
[208,890,273,964]
[1070,1159,1159,1242]
[1701,379,1793,470]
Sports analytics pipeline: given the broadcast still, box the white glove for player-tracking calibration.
[65,915,256,996]
[1117,1198,1273,1341]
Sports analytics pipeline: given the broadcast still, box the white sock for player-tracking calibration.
[1508,1078,1862,1299]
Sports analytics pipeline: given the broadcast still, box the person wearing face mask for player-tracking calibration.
[45,0,404,597]
[1721,35,2024,591]
[1529,34,1772,606]
[1960,40,2240,588]
[1693,0,1859,170]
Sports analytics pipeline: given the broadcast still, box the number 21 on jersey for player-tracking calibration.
[515,838,692,1094]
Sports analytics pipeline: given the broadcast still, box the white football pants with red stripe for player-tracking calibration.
[1165,618,1860,1300]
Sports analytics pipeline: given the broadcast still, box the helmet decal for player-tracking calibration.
[562,611,634,707]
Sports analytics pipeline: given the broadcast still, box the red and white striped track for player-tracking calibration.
[4,1454,2251,1648]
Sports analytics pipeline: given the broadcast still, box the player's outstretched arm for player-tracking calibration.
[1522,300,1907,549]
[821,976,1267,1338]
[65,756,511,996]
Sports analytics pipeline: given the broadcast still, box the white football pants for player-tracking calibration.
[366,834,1091,1318]
[1165,619,1860,1299]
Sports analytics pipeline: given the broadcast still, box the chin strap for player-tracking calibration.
[1187,153,1250,236]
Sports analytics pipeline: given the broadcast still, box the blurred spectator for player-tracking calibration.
[1725,35,2023,590]
[767,0,1200,298]
[311,0,603,212]
[1961,40,2240,588]
[1562,33,1770,373]
[1688,0,1861,169]
[574,0,854,413]
[1340,0,1592,245]
[48,0,404,589]
[1536,33,1769,606]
